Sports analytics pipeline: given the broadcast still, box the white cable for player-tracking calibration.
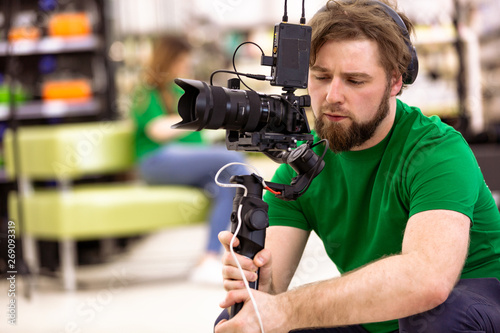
[215,162,266,333]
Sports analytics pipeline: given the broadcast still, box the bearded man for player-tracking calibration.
[215,1,500,332]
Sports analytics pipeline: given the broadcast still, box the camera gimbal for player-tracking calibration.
[228,138,327,318]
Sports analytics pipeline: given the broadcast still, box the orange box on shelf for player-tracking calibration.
[48,12,92,37]
[42,79,92,100]
[8,26,41,41]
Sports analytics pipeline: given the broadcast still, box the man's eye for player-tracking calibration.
[349,80,364,85]
[314,76,328,81]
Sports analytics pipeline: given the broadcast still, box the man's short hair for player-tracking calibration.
[309,0,415,92]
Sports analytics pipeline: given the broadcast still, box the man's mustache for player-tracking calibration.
[319,104,351,118]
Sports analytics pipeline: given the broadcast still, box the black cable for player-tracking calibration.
[210,70,238,85]
[230,41,266,92]
[283,0,288,22]
[210,70,270,87]
[300,0,306,24]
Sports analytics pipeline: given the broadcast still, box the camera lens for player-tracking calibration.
[173,78,277,132]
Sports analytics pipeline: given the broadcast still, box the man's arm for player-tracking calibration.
[218,209,470,332]
[281,209,470,328]
[265,226,311,294]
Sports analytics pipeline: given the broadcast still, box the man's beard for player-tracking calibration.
[314,86,391,153]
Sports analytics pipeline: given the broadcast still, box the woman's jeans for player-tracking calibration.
[139,144,247,253]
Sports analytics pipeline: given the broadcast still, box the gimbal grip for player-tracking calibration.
[229,175,268,319]
[229,234,265,318]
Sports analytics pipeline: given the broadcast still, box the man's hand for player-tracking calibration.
[215,288,290,333]
[218,231,274,293]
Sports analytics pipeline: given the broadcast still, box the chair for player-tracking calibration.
[4,120,210,290]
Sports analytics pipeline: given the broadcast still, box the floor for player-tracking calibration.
[0,226,339,333]
[0,157,340,333]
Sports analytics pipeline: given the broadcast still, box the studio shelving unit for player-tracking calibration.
[0,0,115,123]
[0,0,116,178]
[0,0,117,278]
[0,34,104,123]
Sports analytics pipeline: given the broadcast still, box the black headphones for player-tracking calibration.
[317,0,419,84]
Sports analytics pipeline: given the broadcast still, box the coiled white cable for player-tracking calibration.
[215,162,266,333]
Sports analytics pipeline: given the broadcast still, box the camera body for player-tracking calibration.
[225,87,313,152]
[172,22,313,152]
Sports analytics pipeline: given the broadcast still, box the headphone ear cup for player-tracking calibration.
[367,1,419,85]
[403,45,419,85]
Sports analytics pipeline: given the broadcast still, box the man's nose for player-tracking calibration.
[325,79,345,105]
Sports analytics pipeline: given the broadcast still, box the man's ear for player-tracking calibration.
[390,72,404,97]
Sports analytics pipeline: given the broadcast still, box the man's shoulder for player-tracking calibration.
[386,100,475,174]
[395,99,464,145]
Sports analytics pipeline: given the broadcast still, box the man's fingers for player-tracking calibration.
[219,231,275,294]
[222,264,258,282]
[223,279,246,292]
[254,248,271,268]
[219,289,250,309]
[214,319,227,333]
[254,248,272,287]
[218,231,239,252]
[222,251,258,272]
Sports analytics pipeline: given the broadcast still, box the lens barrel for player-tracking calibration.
[173,78,280,132]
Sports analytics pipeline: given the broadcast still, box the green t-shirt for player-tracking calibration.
[264,99,500,333]
[130,84,203,160]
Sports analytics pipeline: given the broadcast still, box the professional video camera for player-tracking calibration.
[172,1,328,320]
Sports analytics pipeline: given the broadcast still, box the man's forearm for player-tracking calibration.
[275,210,470,330]
[277,253,449,329]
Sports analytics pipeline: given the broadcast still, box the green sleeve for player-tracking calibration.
[130,86,204,160]
[406,131,480,222]
[131,87,164,131]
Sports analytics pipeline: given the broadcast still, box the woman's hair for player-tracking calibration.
[142,34,192,113]
[143,34,192,89]
[309,0,414,90]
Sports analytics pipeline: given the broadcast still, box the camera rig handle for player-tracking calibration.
[229,174,268,318]
[228,141,326,318]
